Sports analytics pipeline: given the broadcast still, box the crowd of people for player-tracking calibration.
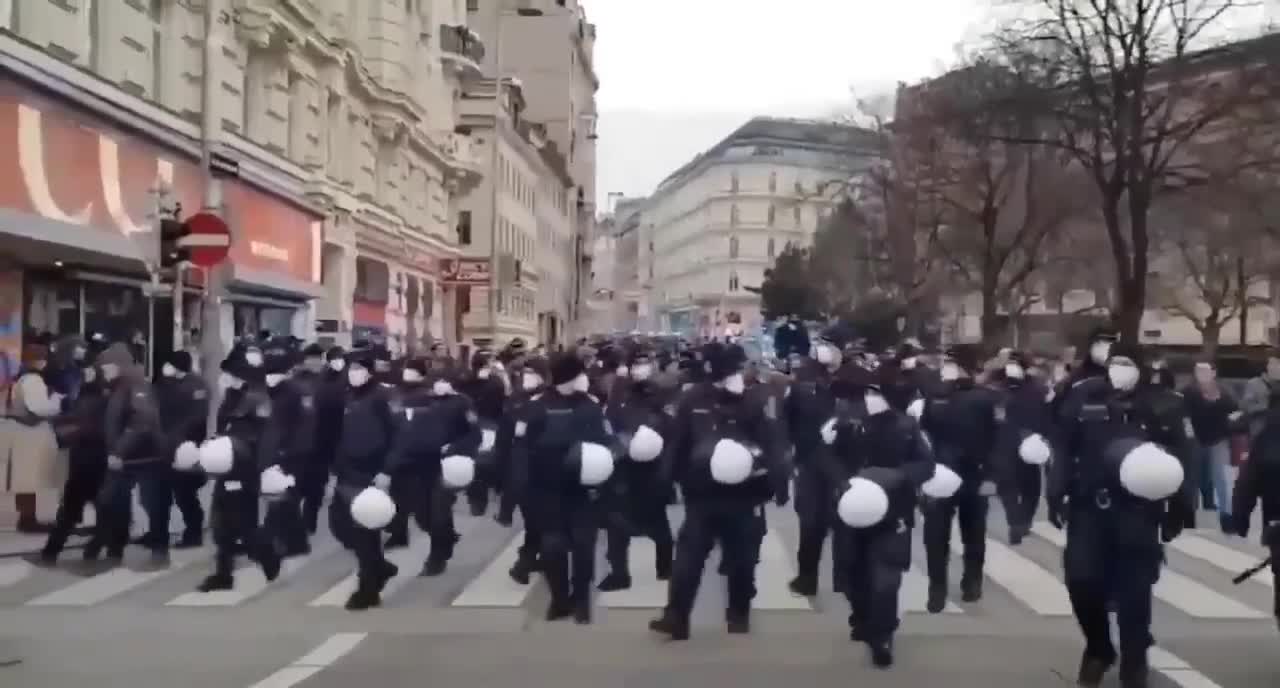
[3,322,1280,687]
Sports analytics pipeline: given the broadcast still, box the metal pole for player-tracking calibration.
[172,265,184,353]
[200,0,226,434]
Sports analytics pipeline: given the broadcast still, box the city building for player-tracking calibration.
[640,117,881,338]
[466,0,599,346]
[453,77,574,354]
[0,0,482,381]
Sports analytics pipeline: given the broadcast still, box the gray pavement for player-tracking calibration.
[0,500,1276,687]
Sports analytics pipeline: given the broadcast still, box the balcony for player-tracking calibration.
[440,25,485,80]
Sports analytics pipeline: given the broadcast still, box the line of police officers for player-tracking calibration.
[25,324,1280,686]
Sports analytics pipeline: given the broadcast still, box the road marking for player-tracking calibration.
[26,551,204,606]
[246,632,367,688]
[451,533,533,607]
[955,533,1073,616]
[900,564,960,613]
[1030,523,1265,619]
[0,560,32,587]
[596,536,668,609]
[1150,646,1226,688]
[167,541,338,607]
[1166,533,1273,588]
[309,538,433,607]
[752,529,813,610]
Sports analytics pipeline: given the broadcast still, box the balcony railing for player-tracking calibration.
[440,24,485,77]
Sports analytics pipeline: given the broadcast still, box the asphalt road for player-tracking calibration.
[1,499,1276,688]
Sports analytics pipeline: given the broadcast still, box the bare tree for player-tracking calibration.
[984,0,1279,342]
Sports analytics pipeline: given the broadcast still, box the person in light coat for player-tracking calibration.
[1,333,64,532]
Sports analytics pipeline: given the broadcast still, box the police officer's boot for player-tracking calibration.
[960,572,983,603]
[788,574,818,597]
[572,591,592,625]
[725,608,750,634]
[926,582,948,614]
[1118,661,1149,688]
[508,556,537,585]
[197,552,236,592]
[175,529,203,549]
[1076,651,1115,687]
[421,532,456,576]
[655,540,673,581]
[597,570,631,591]
[543,554,572,621]
[869,638,893,669]
[648,610,690,641]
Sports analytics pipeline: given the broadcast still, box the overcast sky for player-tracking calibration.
[581,0,1279,209]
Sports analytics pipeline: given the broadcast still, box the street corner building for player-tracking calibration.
[0,0,501,367]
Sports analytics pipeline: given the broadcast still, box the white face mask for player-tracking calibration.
[1090,341,1112,366]
[1193,365,1214,384]
[82,367,96,383]
[348,368,371,388]
[432,379,453,396]
[219,372,243,390]
[265,373,287,388]
[940,362,961,382]
[245,349,264,368]
[1005,363,1025,380]
[521,372,541,391]
[571,372,591,394]
[631,363,653,381]
[329,358,346,372]
[815,345,836,366]
[864,391,890,416]
[721,373,745,395]
[477,367,491,380]
[616,365,629,378]
[1108,363,1140,391]
[403,368,424,383]
[161,363,178,378]
[901,356,917,370]
[100,363,120,382]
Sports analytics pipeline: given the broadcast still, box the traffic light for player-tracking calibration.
[159,217,190,268]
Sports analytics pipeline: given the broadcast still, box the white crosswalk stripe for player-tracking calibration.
[0,510,1274,624]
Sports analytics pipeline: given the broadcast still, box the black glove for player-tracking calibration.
[1046,495,1066,530]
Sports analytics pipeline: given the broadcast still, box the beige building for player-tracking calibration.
[466,0,599,344]
[454,78,574,350]
[640,118,881,338]
[0,0,484,360]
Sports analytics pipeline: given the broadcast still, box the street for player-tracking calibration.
[1,501,1276,688]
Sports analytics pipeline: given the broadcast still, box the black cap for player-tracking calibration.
[550,352,585,386]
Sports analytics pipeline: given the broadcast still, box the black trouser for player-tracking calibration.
[604,496,673,578]
[43,458,106,559]
[794,464,845,582]
[1000,463,1041,533]
[386,470,419,543]
[516,499,541,566]
[1063,505,1158,672]
[210,481,267,577]
[329,484,389,592]
[922,490,988,588]
[387,471,459,561]
[170,470,206,540]
[91,466,168,557]
[665,501,757,621]
[537,495,599,606]
[843,521,912,644]
[465,468,492,516]
[298,465,330,535]
[261,489,309,556]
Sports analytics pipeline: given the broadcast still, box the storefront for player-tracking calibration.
[0,59,322,373]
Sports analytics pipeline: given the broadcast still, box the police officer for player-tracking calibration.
[787,331,845,597]
[916,349,1001,611]
[496,355,550,584]
[90,343,166,569]
[155,351,210,549]
[1049,342,1193,687]
[820,365,936,667]
[259,344,314,557]
[649,342,789,640]
[329,349,399,610]
[1231,395,1280,633]
[196,345,282,591]
[383,355,432,549]
[597,346,676,591]
[992,352,1052,544]
[459,349,507,516]
[522,353,618,623]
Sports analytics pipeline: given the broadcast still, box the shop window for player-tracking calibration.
[84,282,149,365]
[457,210,472,245]
[233,304,294,339]
[24,276,80,340]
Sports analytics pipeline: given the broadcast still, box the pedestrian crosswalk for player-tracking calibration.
[0,509,1273,625]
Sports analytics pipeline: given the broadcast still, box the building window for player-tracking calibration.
[730,204,739,227]
[794,179,804,195]
[768,172,777,193]
[729,272,739,292]
[793,205,802,226]
[466,0,478,10]
[767,237,776,258]
[729,236,739,258]
[767,204,776,226]
[730,171,739,193]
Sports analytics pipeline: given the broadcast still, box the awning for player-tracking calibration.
[226,263,325,301]
[0,207,149,272]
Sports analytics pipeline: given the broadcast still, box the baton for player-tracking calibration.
[1232,556,1273,584]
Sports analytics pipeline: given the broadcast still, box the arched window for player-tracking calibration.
[729,236,739,258]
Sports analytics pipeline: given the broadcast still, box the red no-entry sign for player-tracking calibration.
[180,212,232,268]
